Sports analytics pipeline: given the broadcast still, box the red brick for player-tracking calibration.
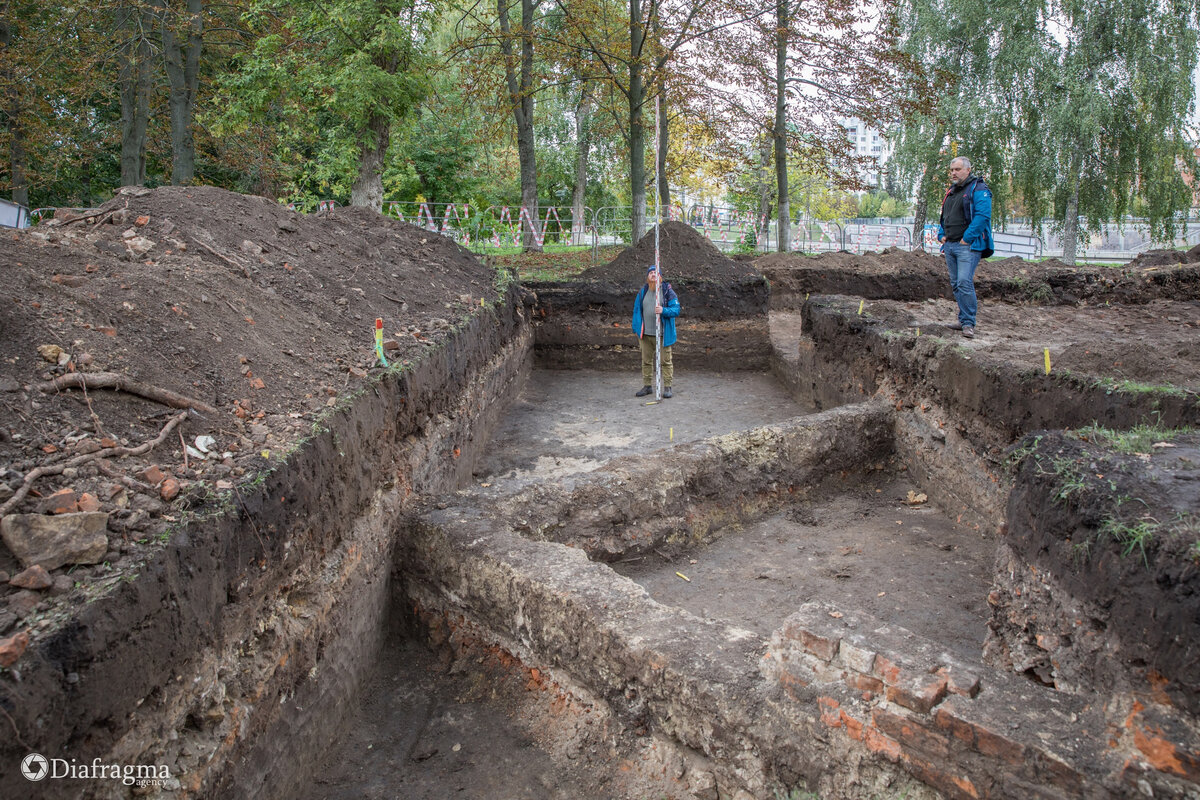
[872,654,902,685]
[843,671,884,695]
[873,707,951,760]
[799,628,840,662]
[886,673,948,714]
[38,488,79,515]
[818,696,842,728]
[943,666,981,698]
[933,705,1026,767]
[139,465,166,485]
[838,640,876,674]
[160,477,180,501]
[0,631,29,667]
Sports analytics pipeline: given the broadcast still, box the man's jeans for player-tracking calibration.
[944,241,981,327]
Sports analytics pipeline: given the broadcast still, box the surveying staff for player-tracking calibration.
[937,156,994,339]
[632,266,681,398]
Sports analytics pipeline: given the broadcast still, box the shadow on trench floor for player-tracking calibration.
[298,637,623,800]
[299,634,701,800]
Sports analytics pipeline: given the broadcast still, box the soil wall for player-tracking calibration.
[526,278,772,371]
[760,254,1200,310]
[0,293,533,800]
[992,432,1200,715]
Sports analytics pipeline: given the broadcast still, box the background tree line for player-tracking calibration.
[2,0,1197,258]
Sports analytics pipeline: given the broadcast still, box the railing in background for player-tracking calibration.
[295,199,1200,262]
[992,232,1043,258]
[470,205,594,252]
[843,223,911,253]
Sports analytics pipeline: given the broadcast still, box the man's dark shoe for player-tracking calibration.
[635,385,653,397]
[662,387,673,399]
[948,321,963,330]
[962,325,975,339]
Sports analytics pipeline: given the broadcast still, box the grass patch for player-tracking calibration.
[1092,377,1189,399]
[485,245,622,282]
[1099,516,1159,564]
[1073,422,1196,453]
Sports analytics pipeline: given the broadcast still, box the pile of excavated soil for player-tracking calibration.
[757,245,1200,307]
[0,186,496,635]
[1128,242,1200,269]
[580,221,761,284]
[756,247,1076,282]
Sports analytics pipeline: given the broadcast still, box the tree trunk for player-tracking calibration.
[159,0,203,186]
[629,0,646,242]
[773,0,789,252]
[118,4,153,187]
[1061,148,1083,265]
[912,125,945,249]
[912,162,930,248]
[757,133,771,249]
[350,113,389,210]
[571,82,593,245]
[499,0,540,251]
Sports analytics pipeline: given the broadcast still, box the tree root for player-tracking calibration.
[0,412,188,518]
[37,372,217,415]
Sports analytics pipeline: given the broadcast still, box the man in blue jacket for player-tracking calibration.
[632,266,681,398]
[937,156,994,339]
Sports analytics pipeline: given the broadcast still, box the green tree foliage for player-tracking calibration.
[213,0,434,209]
[894,0,1200,261]
[1019,0,1200,262]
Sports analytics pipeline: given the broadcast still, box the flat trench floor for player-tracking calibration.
[473,369,815,492]
[612,473,993,662]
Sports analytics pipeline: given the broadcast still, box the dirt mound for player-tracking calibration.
[0,186,496,625]
[580,221,761,284]
[756,247,943,276]
[1128,243,1200,269]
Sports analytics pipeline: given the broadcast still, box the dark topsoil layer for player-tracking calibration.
[1006,431,1200,711]
[0,186,496,634]
[579,221,762,284]
[757,244,1200,305]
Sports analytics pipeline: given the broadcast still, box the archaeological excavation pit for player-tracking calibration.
[3,199,1199,800]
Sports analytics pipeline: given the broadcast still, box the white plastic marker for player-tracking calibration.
[1044,348,1051,375]
[375,318,388,367]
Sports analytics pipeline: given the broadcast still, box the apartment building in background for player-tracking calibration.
[839,118,893,189]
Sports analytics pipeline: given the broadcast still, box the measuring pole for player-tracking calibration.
[653,96,663,401]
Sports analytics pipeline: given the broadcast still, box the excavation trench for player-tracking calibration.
[300,283,1199,798]
[305,285,1198,800]
[7,276,1199,800]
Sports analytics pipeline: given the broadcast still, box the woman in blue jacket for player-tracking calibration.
[632,266,681,398]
